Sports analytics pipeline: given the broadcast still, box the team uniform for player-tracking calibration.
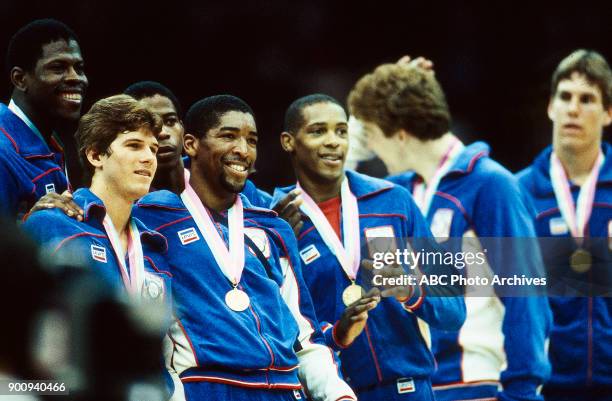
[132,182,356,401]
[272,170,466,401]
[0,101,69,218]
[22,187,171,303]
[388,141,551,401]
[517,143,612,400]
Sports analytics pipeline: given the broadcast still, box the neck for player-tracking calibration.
[189,168,236,212]
[403,132,459,183]
[89,179,133,234]
[152,159,185,194]
[295,166,343,203]
[554,142,601,185]
[11,92,54,139]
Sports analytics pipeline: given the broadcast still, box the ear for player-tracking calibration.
[183,133,199,157]
[603,105,612,127]
[10,67,27,92]
[547,98,555,121]
[86,147,104,169]
[280,131,295,153]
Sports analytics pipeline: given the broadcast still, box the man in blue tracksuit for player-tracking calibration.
[272,94,466,401]
[22,94,170,305]
[348,63,551,400]
[0,19,88,218]
[517,50,612,401]
[133,95,356,401]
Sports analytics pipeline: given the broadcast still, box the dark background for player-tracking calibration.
[1,0,610,192]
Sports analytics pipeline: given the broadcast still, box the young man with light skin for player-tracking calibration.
[132,95,357,401]
[22,95,170,301]
[0,19,88,218]
[516,50,612,401]
[272,94,466,401]
[348,63,551,401]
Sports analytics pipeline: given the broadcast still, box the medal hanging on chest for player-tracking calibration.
[102,216,145,298]
[298,178,363,306]
[550,151,604,273]
[181,170,250,312]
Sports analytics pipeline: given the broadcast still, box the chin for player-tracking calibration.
[221,178,246,194]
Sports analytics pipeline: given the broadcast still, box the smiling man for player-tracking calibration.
[272,94,465,401]
[0,19,88,218]
[22,94,170,302]
[132,95,356,401]
[517,50,612,400]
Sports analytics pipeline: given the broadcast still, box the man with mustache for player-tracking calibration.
[272,94,466,401]
[517,50,612,401]
[0,19,88,218]
[132,95,356,401]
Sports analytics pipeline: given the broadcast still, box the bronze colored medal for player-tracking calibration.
[570,248,592,273]
[225,288,250,312]
[342,283,364,306]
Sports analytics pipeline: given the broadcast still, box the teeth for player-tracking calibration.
[62,93,82,101]
[322,155,340,161]
[228,164,247,172]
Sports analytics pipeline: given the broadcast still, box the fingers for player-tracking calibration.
[397,55,412,64]
[30,192,84,221]
[273,189,301,213]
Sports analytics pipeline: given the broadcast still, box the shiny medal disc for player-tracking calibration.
[570,248,592,273]
[225,288,250,312]
[342,283,364,306]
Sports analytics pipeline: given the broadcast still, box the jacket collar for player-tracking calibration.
[0,103,55,157]
[530,142,612,196]
[272,169,394,205]
[75,188,167,251]
[447,141,490,175]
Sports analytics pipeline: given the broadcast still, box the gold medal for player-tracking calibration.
[225,288,250,312]
[570,248,592,273]
[342,283,364,306]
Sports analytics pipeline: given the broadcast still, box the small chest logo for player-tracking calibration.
[549,217,569,236]
[45,183,56,194]
[178,227,200,245]
[396,377,415,394]
[430,208,454,240]
[292,390,302,399]
[299,244,320,265]
[91,245,107,263]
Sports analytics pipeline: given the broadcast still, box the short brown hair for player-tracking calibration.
[76,94,162,184]
[348,63,451,140]
[551,49,611,108]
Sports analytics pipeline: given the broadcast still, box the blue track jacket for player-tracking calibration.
[272,170,466,394]
[389,142,551,401]
[133,190,356,401]
[517,143,612,392]
[0,103,68,218]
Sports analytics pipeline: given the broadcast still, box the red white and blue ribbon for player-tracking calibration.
[102,215,144,297]
[297,177,361,281]
[549,151,604,240]
[412,138,463,216]
[180,169,245,285]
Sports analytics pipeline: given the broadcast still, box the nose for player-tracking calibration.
[232,137,249,156]
[567,96,580,115]
[323,131,340,148]
[158,126,171,141]
[65,65,88,86]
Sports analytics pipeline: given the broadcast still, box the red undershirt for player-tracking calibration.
[317,196,342,239]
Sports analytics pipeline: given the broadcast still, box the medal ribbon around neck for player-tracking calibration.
[180,169,245,286]
[102,215,144,297]
[549,151,604,240]
[412,138,464,216]
[297,177,361,281]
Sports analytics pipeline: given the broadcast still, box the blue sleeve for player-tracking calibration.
[0,150,24,218]
[473,172,551,401]
[399,186,466,331]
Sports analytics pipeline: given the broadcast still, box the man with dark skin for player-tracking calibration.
[0,19,87,217]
